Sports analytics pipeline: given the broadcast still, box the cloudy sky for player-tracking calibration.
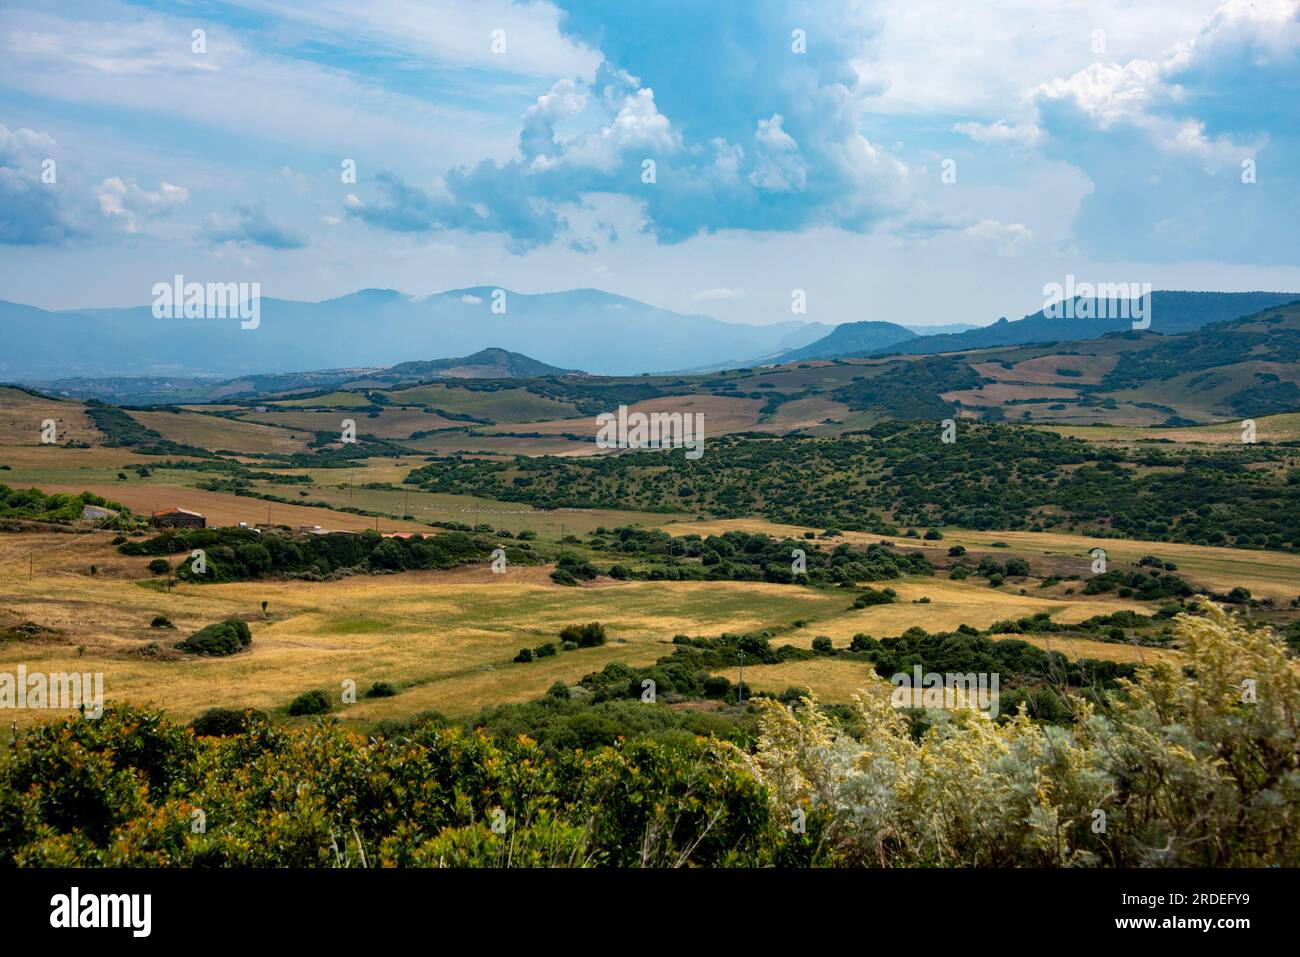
[2,0,1299,326]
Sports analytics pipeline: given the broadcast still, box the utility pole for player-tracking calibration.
[28,552,33,581]
[738,650,744,707]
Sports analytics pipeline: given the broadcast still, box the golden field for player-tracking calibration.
[0,529,1179,726]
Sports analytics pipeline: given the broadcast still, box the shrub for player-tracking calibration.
[546,681,571,700]
[147,558,170,576]
[852,587,895,608]
[287,689,330,716]
[849,633,879,653]
[811,636,834,654]
[150,615,174,629]
[176,618,252,657]
[559,622,607,648]
[533,642,558,658]
[702,675,732,698]
[514,648,534,663]
[365,682,397,699]
[191,707,265,737]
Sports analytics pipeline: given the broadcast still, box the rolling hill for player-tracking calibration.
[774,320,917,362]
[878,291,1299,356]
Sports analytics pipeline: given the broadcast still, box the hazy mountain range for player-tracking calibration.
[0,287,828,380]
[2,287,1296,385]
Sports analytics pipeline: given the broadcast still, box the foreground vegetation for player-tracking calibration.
[2,605,1294,867]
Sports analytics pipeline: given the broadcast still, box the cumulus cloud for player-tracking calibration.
[0,124,80,245]
[1009,0,1300,262]
[96,176,188,232]
[347,0,911,248]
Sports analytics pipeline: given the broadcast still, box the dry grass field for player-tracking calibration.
[256,481,692,535]
[0,387,100,446]
[0,553,866,726]
[386,384,578,422]
[971,354,1117,386]
[128,409,313,454]
[0,523,1191,727]
[26,483,433,532]
[1039,412,1300,446]
[237,407,465,439]
[718,658,890,702]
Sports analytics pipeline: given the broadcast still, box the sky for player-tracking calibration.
[2,0,1299,327]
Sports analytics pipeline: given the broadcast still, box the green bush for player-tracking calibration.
[702,675,732,698]
[365,682,398,699]
[191,707,265,737]
[287,689,330,716]
[175,618,252,657]
[559,622,607,648]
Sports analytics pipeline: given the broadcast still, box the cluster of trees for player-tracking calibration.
[831,356,984,419]
[0,486,130,527]
[587,527,933,586]
[1083,568,1193,600]
[118,527,494,582]
[403,423,1300,552]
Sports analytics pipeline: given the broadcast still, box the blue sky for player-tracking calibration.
[2,0,1299,326]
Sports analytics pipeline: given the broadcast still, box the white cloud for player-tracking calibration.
[96,176,188,232]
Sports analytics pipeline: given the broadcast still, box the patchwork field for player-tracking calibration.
[1039,412,1300,445]
[0,522,1208,724]
[485,394,766,439]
